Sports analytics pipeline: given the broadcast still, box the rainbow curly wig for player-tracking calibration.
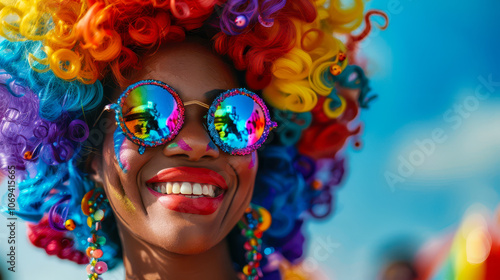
[0,0,387,278]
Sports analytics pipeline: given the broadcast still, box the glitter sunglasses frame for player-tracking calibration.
[98,79,277,155]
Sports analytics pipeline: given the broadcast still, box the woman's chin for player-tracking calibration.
[126,216,223,255]
[148,227,221,255]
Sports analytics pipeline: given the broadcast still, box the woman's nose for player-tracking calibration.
[162,114,220,161]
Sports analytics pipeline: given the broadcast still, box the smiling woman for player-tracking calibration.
[0,0,386,279]
[95,42,262,277]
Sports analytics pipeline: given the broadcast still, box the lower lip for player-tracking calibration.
[147,188,224,215]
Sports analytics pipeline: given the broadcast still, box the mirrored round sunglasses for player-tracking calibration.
[99,80,277,155]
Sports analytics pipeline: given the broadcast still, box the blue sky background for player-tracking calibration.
[306,0,500,279]
[1,0,499,279]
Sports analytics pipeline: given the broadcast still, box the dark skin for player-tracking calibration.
[91,39,257,280]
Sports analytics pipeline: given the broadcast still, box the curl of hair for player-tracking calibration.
[249,145,347,266]
[263,18,349,115]
[272,109,312,147]
[0,38,117,268]
[316,0,365,33]
[0,0,218,86]
[220,0,259,35]
[0,41,103,120]
[259,0,286,26]
[215,0,316,89]
[27,217,89,264]
[12,160,121,268]
[346,10,389,64]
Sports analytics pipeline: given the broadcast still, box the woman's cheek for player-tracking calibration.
[232,152,258,187]
[107,180,137,214]
[111,127,149,176]
[101,131,139,213]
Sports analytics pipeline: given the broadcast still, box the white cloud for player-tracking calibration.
[387,102,500,185]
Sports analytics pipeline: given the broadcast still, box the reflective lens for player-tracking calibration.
[113,80,275,155]
[213,94,266,150]
[121,82,182,144]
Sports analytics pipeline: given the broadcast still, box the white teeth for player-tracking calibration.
[150,182,222,198]
[172,182,180,194]
[193,183,202,195]
[180,182,192,194]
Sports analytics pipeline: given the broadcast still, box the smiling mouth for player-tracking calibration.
[147,182,224,198]
[145,167,228,214]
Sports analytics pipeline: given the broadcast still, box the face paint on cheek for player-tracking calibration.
[177,138,192,151]
[248,151,256,169]
[113,128,130,173]
[206,140,218,152]
[108,184,136,213]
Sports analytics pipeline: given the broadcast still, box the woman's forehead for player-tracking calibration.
[120,41,238,101]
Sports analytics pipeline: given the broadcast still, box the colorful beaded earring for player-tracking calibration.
[238,203,272,280]
[81,187,108,280]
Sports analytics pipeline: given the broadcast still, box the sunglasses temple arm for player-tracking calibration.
[92,104,114,128]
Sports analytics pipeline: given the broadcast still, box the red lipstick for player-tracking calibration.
[146,167,228,189]
[146,167,227,215]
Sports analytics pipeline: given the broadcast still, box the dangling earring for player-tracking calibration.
[238,203,272,280]
[81,187,108,280]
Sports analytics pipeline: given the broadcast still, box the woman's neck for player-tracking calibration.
[117,223,239,280]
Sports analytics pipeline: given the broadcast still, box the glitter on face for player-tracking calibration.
[109,185,136,213]
[177,138,192,151]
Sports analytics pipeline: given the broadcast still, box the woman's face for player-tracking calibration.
[93,40,258,254]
